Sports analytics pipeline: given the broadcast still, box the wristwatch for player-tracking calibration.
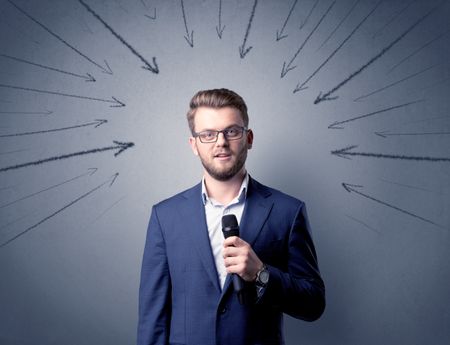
[255,264,269,287]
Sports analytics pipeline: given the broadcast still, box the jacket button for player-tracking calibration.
[220,307,227,314]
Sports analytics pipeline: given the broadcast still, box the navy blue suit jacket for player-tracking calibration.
[137,177,325,345]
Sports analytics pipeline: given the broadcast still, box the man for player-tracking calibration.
[137,88,325,345]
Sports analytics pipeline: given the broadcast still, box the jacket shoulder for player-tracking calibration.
[153,182,201,211]
[250,178,305,209]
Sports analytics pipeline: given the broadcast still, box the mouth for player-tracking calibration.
[214,152,232,160]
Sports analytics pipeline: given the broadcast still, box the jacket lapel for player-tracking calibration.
[179,183,221,293]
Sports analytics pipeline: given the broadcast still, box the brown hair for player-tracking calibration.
[186,88,249,135]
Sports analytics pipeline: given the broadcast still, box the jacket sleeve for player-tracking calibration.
[256,203,325,321]
[137,206,171,345]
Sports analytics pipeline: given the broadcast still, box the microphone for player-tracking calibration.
[222,214,245,304]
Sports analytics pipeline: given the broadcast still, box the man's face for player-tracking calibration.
[189,106,253,181]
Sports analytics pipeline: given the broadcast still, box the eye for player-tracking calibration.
[201,131,215,139]
[225,127,239,137]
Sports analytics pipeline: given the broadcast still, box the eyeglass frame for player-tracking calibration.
[193,125,249,143]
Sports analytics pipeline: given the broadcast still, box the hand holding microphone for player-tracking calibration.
[222,214,264,304]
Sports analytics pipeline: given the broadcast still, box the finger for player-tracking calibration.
[223,236,247,247]
[222,246,240,258]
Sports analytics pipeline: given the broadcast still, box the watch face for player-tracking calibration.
[259,270,269,284]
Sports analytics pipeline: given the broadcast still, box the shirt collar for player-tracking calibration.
[201,172,249,206]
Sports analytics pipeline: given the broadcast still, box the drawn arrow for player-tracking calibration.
[0,83,125,107]
[342,183,442,228]
[281,0,336,78]
[145,8,157,20]
[299,0,319,31]
[276,0,298,41]
[180,0,194,47]
[6,0,112,75]
[79,0,159,73]
[354,63,439,101]
[216,0,225,39]
[375,130,450,138]
[0,54,95,82]
[316,0,361,51]
[239,0,259,59]
[331,145,450,163]
[388,29,449,74]
[328,100,423,129]
[0,119,107,138]
[0,141,134,173]
[0,110,53,115]
[372,0,418,39]
[314,4,439,104]
[0,173,118,249]
[0,168,97,210]
[141,0,157,21]
[294,0,382,93]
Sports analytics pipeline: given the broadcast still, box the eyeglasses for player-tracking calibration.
[193,126,248,143]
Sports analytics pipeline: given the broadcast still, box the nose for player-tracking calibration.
[215,131,229,146]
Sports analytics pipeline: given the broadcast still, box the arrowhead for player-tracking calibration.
[293,83,308,94]
[113,140,134,157]
[342,182,363,193]
[142,57,159,74]
[184,30,194,47]
[216,25,225,39]
[328,121,344,129]
[94,119,108,128]
[145,8,156,20]
[375,131,388,138]
[314,92,338,105]
[99,59,113,75]
[331,145,358,159]
[110,96,126,107]
[276,30,288,41]
[280,61,296,78]
[239,45,252,59]
[84,73,96,82]
[109,172,119,187]
[88,167,98,176]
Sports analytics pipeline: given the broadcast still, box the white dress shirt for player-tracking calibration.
[201,173,249,289]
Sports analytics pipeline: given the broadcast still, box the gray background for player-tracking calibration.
[0,0,449,344]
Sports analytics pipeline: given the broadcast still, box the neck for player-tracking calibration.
[204,168,246,205]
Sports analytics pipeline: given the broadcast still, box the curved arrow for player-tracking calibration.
[0,141,134,173]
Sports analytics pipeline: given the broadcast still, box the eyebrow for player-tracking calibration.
[198,124,242,132]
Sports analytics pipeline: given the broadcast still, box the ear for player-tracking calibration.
[246,129,254,150]
[189,136,199,156]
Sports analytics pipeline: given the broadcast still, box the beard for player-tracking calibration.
[199,145,248,181]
